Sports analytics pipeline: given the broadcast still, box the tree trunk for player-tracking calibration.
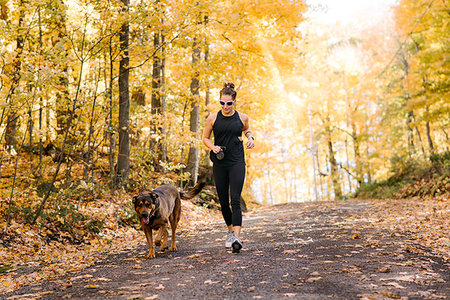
[161,32,167,165]
[38,6,43,174]
[327,129,342,199]
[351,122,363,187]
[315,143,324,200]
[0,0,7,20]
[116,0,130,185]
[28,104,33,169]
[399,48,415,157]
[425,107,434,154]
[151,32,161,115]
[2,0,24,151]
[151,30,166,165]
[5,113,19,150]
[186,36,201,185]
[105,37,115,197]
[84,62,101,181]
[204,16,210,113]
[51,0,71,139]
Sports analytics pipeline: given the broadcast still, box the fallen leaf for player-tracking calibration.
[382,282,406,289]
[381,290,400,299]
[377,267,391,273]
[283,293,297,297]
[204,279,219,284]
[84,284,99,289]
[305,277,323,283]
[71,274,93,280]
[403,245,413,252]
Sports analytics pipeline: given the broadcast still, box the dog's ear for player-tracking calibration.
[132,195,138,207]
[149,191,159,203]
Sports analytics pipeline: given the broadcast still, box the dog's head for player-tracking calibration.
[133,191,160,225]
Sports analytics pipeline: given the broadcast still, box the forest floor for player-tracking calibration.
[1,195,449,299]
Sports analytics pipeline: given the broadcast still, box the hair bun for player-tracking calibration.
[223,82,235,90]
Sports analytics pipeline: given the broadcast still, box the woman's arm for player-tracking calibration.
[202,114,222,154]
[239,113,255,149]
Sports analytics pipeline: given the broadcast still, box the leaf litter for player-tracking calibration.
[0,198,222,294]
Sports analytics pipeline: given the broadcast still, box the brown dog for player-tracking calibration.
[133,182,205,258]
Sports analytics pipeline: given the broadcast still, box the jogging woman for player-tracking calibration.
[202,82,255,253]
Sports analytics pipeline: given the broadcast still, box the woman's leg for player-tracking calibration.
[213,164,232,227]
[228,163,246,237]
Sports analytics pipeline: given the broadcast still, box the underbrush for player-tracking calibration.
[356,151,450,199]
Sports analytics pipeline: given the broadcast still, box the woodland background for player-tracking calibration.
[0,0,448,292]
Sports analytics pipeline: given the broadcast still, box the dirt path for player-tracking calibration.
[3,201,449,299]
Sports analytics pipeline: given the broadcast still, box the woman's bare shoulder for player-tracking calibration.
[237,111,249,122]
[207,112,218,124]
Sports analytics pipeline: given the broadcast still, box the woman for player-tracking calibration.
[202,82,255,253]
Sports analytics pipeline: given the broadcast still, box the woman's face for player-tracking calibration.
[220,94,235,114]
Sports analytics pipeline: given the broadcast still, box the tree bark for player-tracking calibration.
[105,36,115,197]
[38,6,43,174]
[116,0,130,185]
[5,113,19,150]
[351,122,363,187]
[84,61,101,181]
[151,32,161,115]
[161,32,167,165]
[151,30,166,165]
[0,0,7,20]
[2,0,24,151]
[186,36,201,185]
[204,16,210,113]
[51,0,71,139]
[327,128,342,198]
[399,48,415,157]
[425,107,434,154]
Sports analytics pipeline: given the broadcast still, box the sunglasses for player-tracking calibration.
[220,100,234,106]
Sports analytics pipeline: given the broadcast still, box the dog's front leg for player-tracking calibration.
[159,224,169,251]
[143,227,155,258]
[169,222,177,252]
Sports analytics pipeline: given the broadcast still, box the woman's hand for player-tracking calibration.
[212,145,222,154]
[246,137,255,149]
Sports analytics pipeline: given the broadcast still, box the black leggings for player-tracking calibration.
[213,163,246,227]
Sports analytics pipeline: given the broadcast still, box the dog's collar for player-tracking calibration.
[149,201,160,220]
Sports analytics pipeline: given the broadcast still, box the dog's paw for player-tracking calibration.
[146,250,155,259]
[168,246,177,252]
[160,245,168,251]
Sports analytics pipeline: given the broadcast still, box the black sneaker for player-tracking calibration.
[232,236,242,253]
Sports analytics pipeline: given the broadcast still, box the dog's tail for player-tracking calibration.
[180,182,206,200]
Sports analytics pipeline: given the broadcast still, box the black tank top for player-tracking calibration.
[210,110,245,167]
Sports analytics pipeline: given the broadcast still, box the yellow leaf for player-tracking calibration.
[85,284,99,289]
